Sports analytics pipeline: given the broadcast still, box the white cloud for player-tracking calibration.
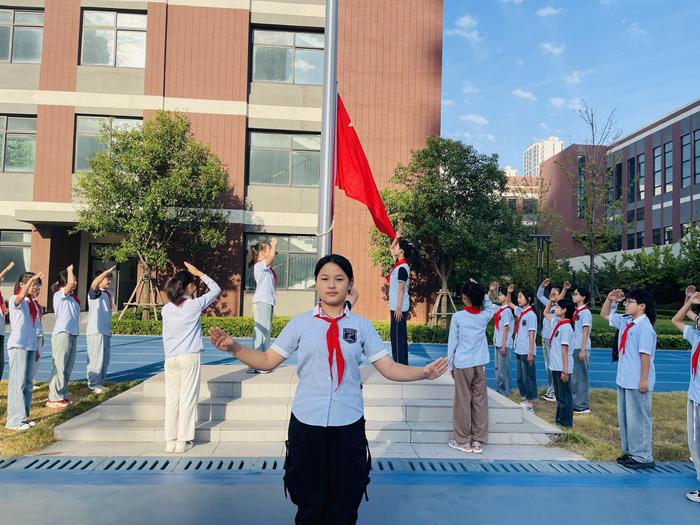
[564,69,591,84]
[441,98,455,107]
[511,88,537,101]
[549,97,584,111]
[460,114,489,125]
[539,41,566,55]
[456,15,478,28]
[461,81,480,95]
[446,14,482,43]
[539,122,550,131]
[627,22,647,35]
[484,133,497,142]
[536,6,562,17]
[549,97,566,108]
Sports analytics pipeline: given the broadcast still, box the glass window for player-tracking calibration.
[627,158,635,204]
[626,209,635,223]
[653,146,662,196]
[626,233,635,250]
[664,225,673,245]
[249,131,321,187]
[652,228,661,246]
[1,115,37,172]
[252,29,324,85]
[636,231,644,248]
[682,133,691,188]
[244,234,317,291]
[81,10,147,68]
[0,230,31,286]
[664,141,673,193]
[74,115,142,172]
[637,153,645,200]
[0,9,43,64]
[635,207,644,221]
[695,130,700,185]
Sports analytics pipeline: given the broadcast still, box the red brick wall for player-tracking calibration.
[144,2,167,96]
[33,105,75,202]
[39,0,80,91]
[335,0,443,321]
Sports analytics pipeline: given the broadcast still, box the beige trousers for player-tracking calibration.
[164,352,201,442]
[452,366,489,443]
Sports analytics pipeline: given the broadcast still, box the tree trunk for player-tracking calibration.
[440,275,449,329]
[141,266,151,321]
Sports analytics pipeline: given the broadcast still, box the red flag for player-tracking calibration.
[335,96,396,239]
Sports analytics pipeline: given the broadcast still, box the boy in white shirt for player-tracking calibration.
[86,266,116,393]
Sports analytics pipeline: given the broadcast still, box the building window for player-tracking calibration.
[80,10,147,68]
[652,228,661,245]
[577,156,586,219]
[252,29,324,85]
[626,233,635,250]
[507,197,517,212]
[249,131,321,187]
[636,231,644,248]
[244,235,317,291]
[695,130,700,184]
[682,133,691,188]
[664,225,673,245]
[664,141,673,193]
[653,146,662,196]
[0,115,36,173]
[614,162,622,201]
[635,207,645,221]
[74,116,142,172]
[0,9,43,64]
[626,209,635,223]
[627,157,635,204]
[0,231,31,286]
[637,153,645,200]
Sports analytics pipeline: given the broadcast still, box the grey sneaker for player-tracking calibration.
[687,490,700,503]
[6,422,31,431]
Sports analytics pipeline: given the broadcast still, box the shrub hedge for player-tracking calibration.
[111,316,691,349]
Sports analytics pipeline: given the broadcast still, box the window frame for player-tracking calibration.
[251,28,325,86]
[79,9,147,69]
[663,141,673,193]
[653,146,662,196]
[243,234,318,291]
[73,114,143,172]
[627,157,635,204]
[681,133,691,188]
[0,230,32,287]
[694,130,700,185]
[637,153,645,201]
[663,225,673,245]
[652,228,661,246]
[635,231,644,248]
[0,8,44,64]
[0,114,37,173]
[248,130,321,188]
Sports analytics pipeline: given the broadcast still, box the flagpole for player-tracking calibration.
[317,0,339,258]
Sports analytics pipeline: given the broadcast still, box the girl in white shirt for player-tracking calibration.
[209,254,448,524]
[543,298,575,428]
[509,285,539,413]
[247,237,277,373]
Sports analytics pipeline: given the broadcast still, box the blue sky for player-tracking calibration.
[441,0,700,172]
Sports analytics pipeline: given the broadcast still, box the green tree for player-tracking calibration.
[369,136,523,324]
[74,111,229,318]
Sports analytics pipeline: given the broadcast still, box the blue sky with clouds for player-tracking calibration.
[440,0,700,172]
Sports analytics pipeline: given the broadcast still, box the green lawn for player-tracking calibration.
[591,312,679,334]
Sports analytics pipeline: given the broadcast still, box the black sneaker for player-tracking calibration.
[616,453,631,464]
[622,457,656,470]
[687,489,700,503]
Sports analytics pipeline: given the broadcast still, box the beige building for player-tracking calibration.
[522,136,564,178]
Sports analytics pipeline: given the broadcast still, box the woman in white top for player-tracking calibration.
[209,254,447,524]
[162,262,221,454]
[247,237,277,373]
[47,265,80,409]
[5,271,43,430]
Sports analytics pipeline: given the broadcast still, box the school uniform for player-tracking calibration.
[48,289,81,402]
[271,305,388,525]
[548,319,574,427]
[609,312,657,464]
[162,274,220,443]
[86,287,114,389]
[0,290,6,381]
[5,296,38,428]
[252,260,276,353]
[31,295,44,368]
[537,287,556,395]
[492,305,514,396]
[571,305,593,411]
[682,326,700,483]
[387,259,410,364]
[513,306,538,401]
[448,298,497,444]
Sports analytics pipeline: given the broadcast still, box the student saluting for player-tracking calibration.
[209,254,448,525]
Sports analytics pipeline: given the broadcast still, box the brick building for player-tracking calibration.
[0,0,443,321]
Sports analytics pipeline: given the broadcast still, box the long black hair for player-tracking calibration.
[627,289,656,325]
[14,272,38,294]
[398,239,420,272]
[461,281,485,309]
[573,286,590,304]
[314,254,354,281]
[165,270,194,303]
[517,288,535,306]
[51,269,76,294]
[246,241,270,268]
[557,298,576,323]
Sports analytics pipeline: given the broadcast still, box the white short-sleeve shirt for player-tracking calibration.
[683,326,700,404]
[252,261,276,306]
[492,306,514,349]
[513,306,538,356]
[609,312,657,391]
[87,288,113,336]
[448,297,497,370]
[572,306,593,351]
[7,296,37,351]
[52,289,81,336]
[536,287,555,340]
[548,321,574,373]
[388,262,410,313]
[270,306,389,427]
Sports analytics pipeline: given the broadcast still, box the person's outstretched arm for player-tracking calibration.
[209,327,285,371]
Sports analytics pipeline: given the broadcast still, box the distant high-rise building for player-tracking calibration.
[523,137,564,178]
[503,165,519,178]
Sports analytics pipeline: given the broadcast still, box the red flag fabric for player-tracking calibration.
[335,96,396,239]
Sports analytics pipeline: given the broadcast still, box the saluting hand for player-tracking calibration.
[184,262,204,277]
[423,357,448,380]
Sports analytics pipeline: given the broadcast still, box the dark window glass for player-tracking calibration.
[627,158,635,204]
[664,226,673,245]
[637,153,645,200]
[653,146,662,196]
[664,141,673,193]
[652,228,661,245]
[682,134,691,188]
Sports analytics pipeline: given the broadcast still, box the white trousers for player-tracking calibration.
[164,352,201,442]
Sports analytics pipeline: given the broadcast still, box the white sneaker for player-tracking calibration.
[164,440,176,453]
[25,420,37,427]
[6,423,31,431]
[89,385,105,394]
[174,441,194,454]
[687,489,700,503]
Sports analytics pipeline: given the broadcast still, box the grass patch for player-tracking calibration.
[0,380,140,456]
[512,388,690,461]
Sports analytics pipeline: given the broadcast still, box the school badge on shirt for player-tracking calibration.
[522,320,527,327]
[343,328,357,344]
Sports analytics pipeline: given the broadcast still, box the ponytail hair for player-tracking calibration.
[557,298,576,323]
[14,272,38,294]
[51,269,76,294]
[247,242,269,268]
[165,270,194,304]
[398,239,420,272]
[627,289,656,325]
[461,281,485,309]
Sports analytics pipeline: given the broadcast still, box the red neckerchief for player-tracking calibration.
[27,294,42,324]
[494,306,510,331]
[314,310,347,390]
[173,297,187,307]
[513,306,533,337]
[691,341,700,378]
[464,306,480,314]
[549,319,572,346]
[385,259,409,283]
[618,321,635,358]
[69,292,81,306]
[572,305,589,323]
[0,290,5,316]
[102,288,114,312]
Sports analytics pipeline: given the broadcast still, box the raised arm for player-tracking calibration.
[684,286,699,323]
[209,327,285,371]
[537,278,550,307]
[90,265,116,292]
[263,237,277,267]
[506,283,517,309]
[62,265,76,295]
[543,299,554,320]
[0,261,15,282]
[600,289,624,321]
[184,262,221,311]
[558,280,571,301]
[14,273,43,306]
[673,292,700,332]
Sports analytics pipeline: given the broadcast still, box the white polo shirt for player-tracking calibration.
[252,261,276,306]
[492,306,514,349]
[610,312,657,391]
[682,326,700,404]
[52,289,81,336]
[536,287,556,340]
[448,297,497,370]
[7,296,37,351]
[270,305,389,427]
[388,262,410,313]
[162,274,221,358]
[572,305,593,351]
[548,321,574,373]
[513,306,538,356]
[87,288,113,336]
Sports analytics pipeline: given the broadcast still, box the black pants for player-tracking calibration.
[284,413,371,525]
[390,310,409,364]
[552,370,573,428]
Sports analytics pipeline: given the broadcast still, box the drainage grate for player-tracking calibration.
[98,458,175,472]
